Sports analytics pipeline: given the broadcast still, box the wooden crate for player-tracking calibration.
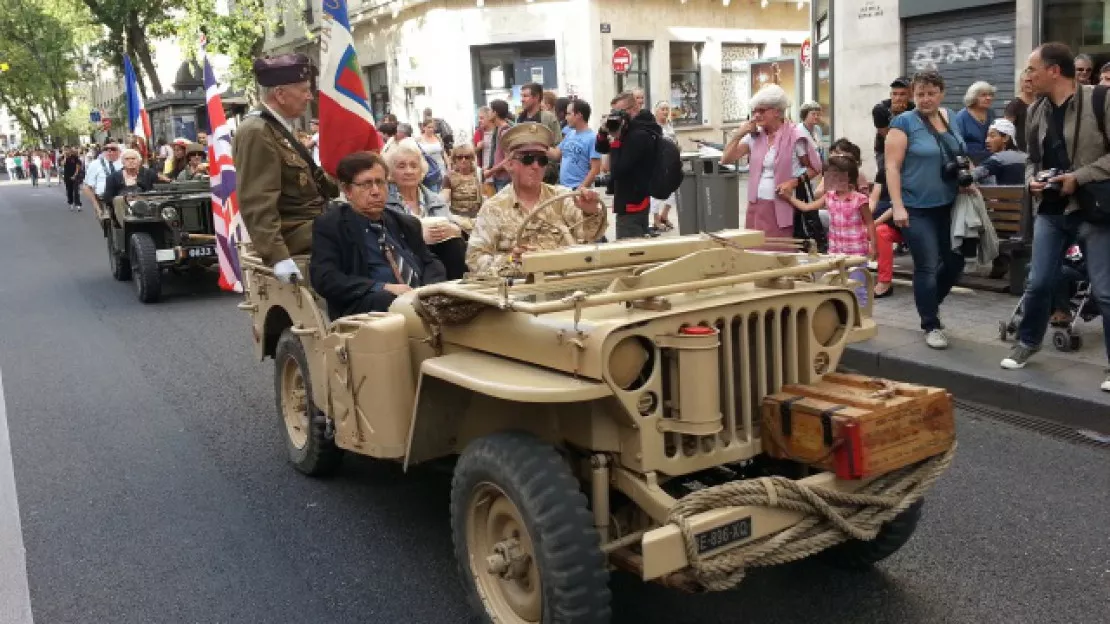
[760,372,955,479]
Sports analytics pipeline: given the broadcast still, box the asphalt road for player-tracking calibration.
[0,181,1107,624]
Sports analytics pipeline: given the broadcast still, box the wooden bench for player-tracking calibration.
[979,185,1032,294]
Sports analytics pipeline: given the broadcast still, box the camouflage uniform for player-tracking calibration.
[465,182,607,274]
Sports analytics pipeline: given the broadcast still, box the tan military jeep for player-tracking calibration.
[238,228,955,623]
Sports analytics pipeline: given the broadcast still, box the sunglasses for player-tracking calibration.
[513,153,550,167]
[453,154,475,161]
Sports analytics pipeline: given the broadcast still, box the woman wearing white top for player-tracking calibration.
[416,119,447,192]
[651,101,678,233]
[720,85,821,244]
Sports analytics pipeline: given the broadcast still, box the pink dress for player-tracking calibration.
[825,190,870,256]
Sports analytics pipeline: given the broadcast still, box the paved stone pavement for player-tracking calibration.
[873,278,1105,367]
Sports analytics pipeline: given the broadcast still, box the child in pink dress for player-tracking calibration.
[781,154,876,259]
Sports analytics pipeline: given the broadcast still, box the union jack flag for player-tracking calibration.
[203,53,247,292]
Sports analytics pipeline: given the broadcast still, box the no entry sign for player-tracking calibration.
[612,47,632,74]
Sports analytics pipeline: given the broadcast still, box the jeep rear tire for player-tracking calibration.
[129,232,161,303]
[451,432,611,623]
[108,231,131,281]
[274,329,342,477]
[819,498,924,569]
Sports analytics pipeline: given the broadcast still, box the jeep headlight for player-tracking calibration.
[812,299,849,347]
[609,336,653,390]
[161,205,178,221]
[129,199,152,217]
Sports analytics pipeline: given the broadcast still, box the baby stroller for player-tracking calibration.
[999,244,1100,352]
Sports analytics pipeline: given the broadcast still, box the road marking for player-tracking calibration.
[0,368,33,624]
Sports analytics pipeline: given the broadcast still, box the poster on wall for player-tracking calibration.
[749,58,800,119]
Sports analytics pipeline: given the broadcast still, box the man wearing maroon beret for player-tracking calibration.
[234,53,339,283]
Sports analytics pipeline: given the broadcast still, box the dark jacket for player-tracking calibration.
[596,109,659,214]
[102,167,159,207]
[310,202,446,318]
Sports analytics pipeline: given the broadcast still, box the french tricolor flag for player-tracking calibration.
[319,0,382,175]
[123,55,152,142]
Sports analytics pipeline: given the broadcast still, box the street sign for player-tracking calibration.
[90,110,101,123]
[612,47,632,74]
[101,118,112,131]
[800,39,812,70]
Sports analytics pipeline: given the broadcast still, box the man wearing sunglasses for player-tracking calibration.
[466,123,607,274]
[81,141,122,219]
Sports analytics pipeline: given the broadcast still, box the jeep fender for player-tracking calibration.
[403,352,617,470]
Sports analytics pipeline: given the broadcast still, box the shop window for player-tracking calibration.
[364,63,390,123]
[1044,0,1110,72]
[721,44,762,123]
[670,42,703,126]
[614,42,650,104]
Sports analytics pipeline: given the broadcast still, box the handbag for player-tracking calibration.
[792,174,828,253]
[416,140,443,189]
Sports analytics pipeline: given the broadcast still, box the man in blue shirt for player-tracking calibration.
[549,99,601,190]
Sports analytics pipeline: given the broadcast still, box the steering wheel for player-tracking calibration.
[508,190,604,257]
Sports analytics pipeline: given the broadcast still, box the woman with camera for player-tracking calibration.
[884,70,970,350]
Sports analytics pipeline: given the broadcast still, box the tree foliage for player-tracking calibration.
[82,0,175,97]
[0,0,85,143]
[151,0,279,96]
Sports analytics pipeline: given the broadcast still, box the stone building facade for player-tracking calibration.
[264,0,815,144]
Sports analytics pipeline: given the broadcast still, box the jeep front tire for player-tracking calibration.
[129,232,161,303]
[450,431,611,623]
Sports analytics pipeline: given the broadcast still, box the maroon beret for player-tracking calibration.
[252,53,317,87]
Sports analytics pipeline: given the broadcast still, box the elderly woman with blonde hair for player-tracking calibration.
[721,84,821,243]
[953,81,996,164]
[385,137,468,278]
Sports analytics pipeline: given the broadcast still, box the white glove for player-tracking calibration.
[273,259,302,284]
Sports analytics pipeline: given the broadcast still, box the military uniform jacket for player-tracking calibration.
[465,183,607,275]
[234,111,333,264]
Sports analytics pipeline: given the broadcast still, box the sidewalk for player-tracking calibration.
[844,281,1110,435]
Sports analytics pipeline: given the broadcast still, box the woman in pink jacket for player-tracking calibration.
[722,85,821,245]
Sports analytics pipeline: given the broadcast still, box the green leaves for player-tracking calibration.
[0,0,82,142]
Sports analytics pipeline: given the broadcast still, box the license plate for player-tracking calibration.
[187,246,215,258]
[695,517,752,554]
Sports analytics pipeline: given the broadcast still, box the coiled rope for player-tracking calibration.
[666,442,957,591]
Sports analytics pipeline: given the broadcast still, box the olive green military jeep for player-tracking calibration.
[101,179,219,303]
[238,224,954,623]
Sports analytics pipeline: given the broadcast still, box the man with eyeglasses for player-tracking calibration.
[466,123,606,275]
[235,53,338,284]
[311,151,445,317]
[1075,53,1095,86]
[81,141,121,218]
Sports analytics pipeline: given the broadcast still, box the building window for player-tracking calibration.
[669,42,703,126]
[721,44,762,124]
[780,44,803,58]
[613,42,650,104]
[364,63,390,123]
[1044,0,1110,72]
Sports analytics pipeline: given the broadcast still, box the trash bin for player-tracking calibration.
[677,153,701,235]
[698,156,741,232]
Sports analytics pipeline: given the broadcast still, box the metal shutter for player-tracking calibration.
[903,3,1017,117]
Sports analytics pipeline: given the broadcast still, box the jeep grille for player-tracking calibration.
[652,294,852,470]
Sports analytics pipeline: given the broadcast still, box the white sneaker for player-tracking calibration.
[1001,344,1040,370]
[925,329,949,350]
[1101,375,1110,392]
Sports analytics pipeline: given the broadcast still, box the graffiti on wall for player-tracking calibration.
[910,35,1013,71]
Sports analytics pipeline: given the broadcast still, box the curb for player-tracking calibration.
[842,326,1110,436]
